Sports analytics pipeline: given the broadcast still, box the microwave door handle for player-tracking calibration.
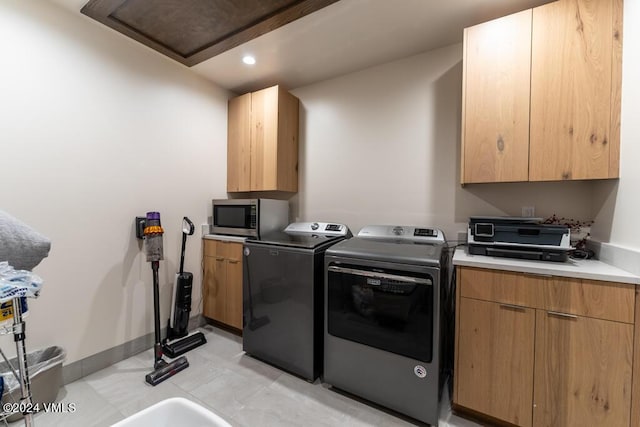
[327,266,431,285]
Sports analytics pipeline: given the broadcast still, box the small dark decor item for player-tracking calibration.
[543,214,594,259]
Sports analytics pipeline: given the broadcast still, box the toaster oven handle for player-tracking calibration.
[327,266,432,285]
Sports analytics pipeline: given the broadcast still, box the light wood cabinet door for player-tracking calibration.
[227,85,299,192]
[459,267,543,307]
[533,310,633,427]
[250,86,299,192]
[456,297,535,427]
[202,248,226,322]
[542,276,635,324]
[225,242,244,329]
[202,240,243,330]
[529,0,622,181]
[462,10,532,184]
[227,93,252,192]
[250,86,279,191]
[202,254,214,318]
[274,86,299,192]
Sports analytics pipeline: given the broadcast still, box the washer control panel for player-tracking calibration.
[285,222,351,237]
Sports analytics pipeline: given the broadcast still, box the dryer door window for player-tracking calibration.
[327,263,434,362]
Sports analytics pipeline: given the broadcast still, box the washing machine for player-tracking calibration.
[242,222,351,381]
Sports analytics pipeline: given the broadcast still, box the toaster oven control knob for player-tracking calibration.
[311,222,319,231]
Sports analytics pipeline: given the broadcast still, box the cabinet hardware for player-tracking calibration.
[547,311,578,319]
[499,303,526,311]
[215,257,225,261]
[228,259,239,264]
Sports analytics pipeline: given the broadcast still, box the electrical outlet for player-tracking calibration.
[522,206,535,217]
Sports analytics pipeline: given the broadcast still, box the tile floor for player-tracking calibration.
[9,325,482,426]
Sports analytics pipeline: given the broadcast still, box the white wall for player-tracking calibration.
[291,44,593,242]
[591,0,640,252]
[3,0,634,367]
[0,1,229,363]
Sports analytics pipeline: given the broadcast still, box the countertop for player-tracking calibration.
[453,247,640,285]
[203,234,247,243]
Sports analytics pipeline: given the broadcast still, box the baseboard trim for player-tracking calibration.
[203,317,242,337]
[62,314,206,384]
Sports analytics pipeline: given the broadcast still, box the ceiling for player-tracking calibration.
[51,0,553,94]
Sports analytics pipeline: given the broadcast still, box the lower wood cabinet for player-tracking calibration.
[533,311,633,427]
[454,266,636,427]
[457,298,535,427]
[202,239,243,330]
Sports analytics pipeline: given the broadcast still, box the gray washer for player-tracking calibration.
[242,223,351,381]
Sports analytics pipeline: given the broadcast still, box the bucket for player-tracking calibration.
[0,346,65,422]
[112,397,232,427]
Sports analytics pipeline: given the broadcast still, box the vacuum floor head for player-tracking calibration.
[163,332,207,359]
[145,356,189,386]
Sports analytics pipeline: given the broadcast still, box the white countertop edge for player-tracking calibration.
[453,247,640,285]
[203,234,248,243]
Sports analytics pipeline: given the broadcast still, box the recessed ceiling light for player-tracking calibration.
[242,55,256,65]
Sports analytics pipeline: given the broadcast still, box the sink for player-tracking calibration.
[111,397,232,427]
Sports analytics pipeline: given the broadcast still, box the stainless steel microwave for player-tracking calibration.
[211,199,289,238]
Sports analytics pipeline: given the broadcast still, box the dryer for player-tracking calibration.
[324,225,448,425]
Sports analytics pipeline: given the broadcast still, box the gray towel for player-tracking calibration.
[0,210,51,270]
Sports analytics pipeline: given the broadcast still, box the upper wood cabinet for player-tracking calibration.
[461,10,532,183]
[227,93,252,192]
[461,0,622,184]
[227,85,299,192]
[529,0,622,181]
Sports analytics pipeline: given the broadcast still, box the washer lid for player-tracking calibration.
[247,231,346,249]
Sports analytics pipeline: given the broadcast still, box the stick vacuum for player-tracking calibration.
[162,217,206,358]
[143,212,189,386]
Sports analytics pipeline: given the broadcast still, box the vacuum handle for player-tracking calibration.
[179,217,194,275]
[182,217,195,236]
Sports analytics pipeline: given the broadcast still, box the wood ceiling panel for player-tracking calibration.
[81,0,339,66]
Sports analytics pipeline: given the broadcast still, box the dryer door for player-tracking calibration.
[326,262,435,362]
